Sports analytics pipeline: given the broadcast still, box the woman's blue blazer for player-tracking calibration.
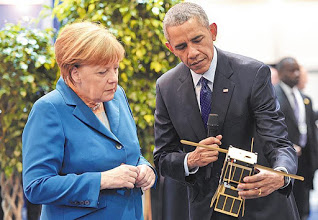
[22,78,154,220]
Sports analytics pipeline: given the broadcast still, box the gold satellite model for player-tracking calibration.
[181,140,304,218]
[211,146,257,217]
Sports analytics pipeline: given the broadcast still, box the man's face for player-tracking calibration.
[279,60,300,88]
[165,18,217,74]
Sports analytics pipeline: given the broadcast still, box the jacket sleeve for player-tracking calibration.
[251,64,298,195]
[153,80,190,184]
[22,99,101,208]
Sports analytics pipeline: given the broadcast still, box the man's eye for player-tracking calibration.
[176,45,186,50]
[193,37,203,43]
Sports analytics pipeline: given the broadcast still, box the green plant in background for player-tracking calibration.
[52,0,180,162]
[0,23,58,177]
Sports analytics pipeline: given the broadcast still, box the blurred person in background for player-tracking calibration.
[297,65,309,91]
[270,65,280,85]
[275,57,318,220]
[22,22,156,220]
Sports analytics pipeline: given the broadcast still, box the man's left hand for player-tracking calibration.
[237,168,285,199]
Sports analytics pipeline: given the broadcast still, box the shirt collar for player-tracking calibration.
[280,81,298,95]
[191,47,217,87]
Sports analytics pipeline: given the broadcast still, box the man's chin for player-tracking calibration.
[189,63,209,74]
[191,67,208,75]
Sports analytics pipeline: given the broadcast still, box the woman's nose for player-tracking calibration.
[108,69,118,83]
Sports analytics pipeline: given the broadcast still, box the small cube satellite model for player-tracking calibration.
[211,146,258,217]
[180,139,304,218]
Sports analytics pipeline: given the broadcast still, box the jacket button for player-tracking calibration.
[80,201,84,205]
[115,144,122,149]
[85,200,90,205]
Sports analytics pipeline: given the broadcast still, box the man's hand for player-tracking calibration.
[187,135,222,170]
[237,168,285,199]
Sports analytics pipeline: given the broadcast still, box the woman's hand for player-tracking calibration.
[100,164,139,190]
[135,165,156,191]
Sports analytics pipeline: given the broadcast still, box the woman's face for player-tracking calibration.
[72,61,119,103]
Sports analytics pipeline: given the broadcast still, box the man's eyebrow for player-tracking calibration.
[191,35,203,41]
[174,35,203,49]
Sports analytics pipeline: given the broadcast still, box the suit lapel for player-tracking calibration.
[56,78,120,143]
[302,94,311,127]
[276,85,298,127]
[211,49,235,133]
[104,97,120,135]
[177,65,206,141]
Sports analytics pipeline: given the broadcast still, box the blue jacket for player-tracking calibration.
[23,78,153,219]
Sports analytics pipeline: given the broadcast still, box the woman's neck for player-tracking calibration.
[68,82,102,112]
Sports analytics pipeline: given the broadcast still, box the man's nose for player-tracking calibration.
[294,70,300,77]
[188,45,199,59]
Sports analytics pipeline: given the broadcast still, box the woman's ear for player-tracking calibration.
[70,66,81,83]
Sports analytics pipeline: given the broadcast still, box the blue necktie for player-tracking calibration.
[200,77,212,129]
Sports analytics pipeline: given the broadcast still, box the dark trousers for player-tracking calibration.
[0,185,3,220]
[26,200,41,220]
[293,180,310,220]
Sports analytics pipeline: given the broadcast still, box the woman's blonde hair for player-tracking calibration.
[54,22,125,84]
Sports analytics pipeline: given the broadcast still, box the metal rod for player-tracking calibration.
[180,139,304,181]
[254,164,304,181]
[180,140,228,153]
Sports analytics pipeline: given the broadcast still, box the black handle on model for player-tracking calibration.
[205,114,219,179]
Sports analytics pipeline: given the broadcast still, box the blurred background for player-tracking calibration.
[1,0,317,219]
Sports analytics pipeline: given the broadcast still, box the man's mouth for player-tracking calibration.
[191,59,204,67]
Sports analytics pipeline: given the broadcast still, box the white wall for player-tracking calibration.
[187,0,318,70]
[187,0,318,109]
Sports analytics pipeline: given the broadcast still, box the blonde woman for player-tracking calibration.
[23,22,156,220]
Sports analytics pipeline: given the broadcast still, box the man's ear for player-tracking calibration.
[210,23,217,41]
[165,42,174,53]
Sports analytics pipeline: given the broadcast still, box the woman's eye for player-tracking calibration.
[98,70,107,75]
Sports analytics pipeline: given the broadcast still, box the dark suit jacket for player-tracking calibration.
[154,48,299,220]
[274,85,318,188]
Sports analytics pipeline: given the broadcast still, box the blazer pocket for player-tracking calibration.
[62,205,101,220]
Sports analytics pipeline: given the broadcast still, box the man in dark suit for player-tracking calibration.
[275,57,318,220]
[154,2,300,220]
